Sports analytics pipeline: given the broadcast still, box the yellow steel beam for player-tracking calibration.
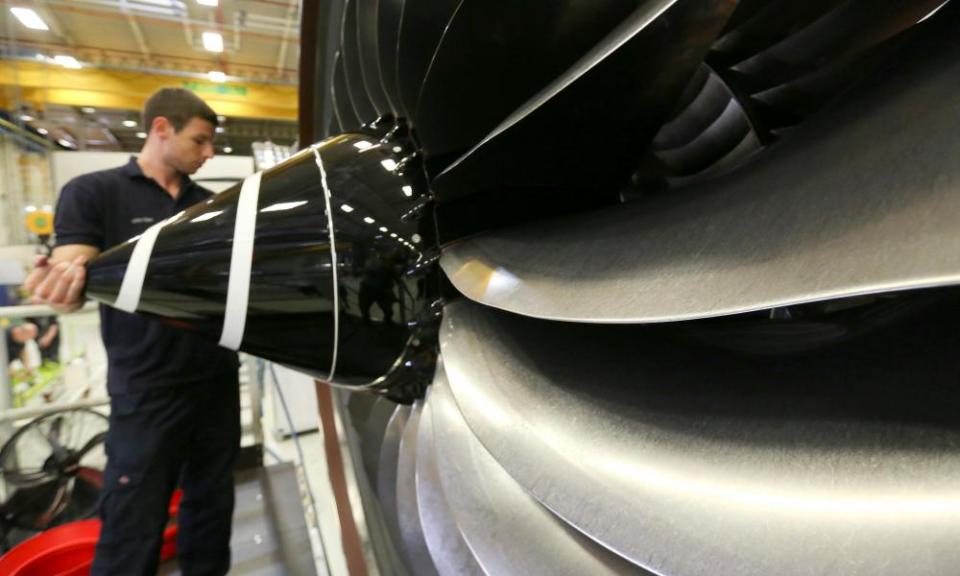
[0,60,298,121]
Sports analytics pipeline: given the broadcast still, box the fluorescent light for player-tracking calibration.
[53,55,81,69]
[223,146,233,153]
[122,120,137,128]
[340,204,354,213]
[11,7,49,31]
[261,201,308,213]
[363,216,376,224]
[380,159,398,171]
[208,70,226,83]
[202,31,224,53]
[197,0,218,6]
[401,185,413,197]
[379,226,388,232]
[353,140,374,150]
[136,131,147,139]
[25,205,37,212]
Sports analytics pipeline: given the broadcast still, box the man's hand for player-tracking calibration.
[24,246,98,312]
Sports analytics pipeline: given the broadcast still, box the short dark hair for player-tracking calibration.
[142,87,218,133]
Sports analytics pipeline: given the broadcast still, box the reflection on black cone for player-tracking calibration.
[86,133,440,396]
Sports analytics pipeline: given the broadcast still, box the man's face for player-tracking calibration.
[162,117,216,175]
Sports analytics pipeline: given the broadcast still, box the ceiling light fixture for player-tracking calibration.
[37,128,48,135]
[208,70,226,83]
[11,7,49,31]
[136,131,147,139]
[81,107,96,114]
[197,0,218,6]
[123,120,137,128]
[20,114,34,122]
[223,146,233,154]
[53,55,82,69]
[202,31,224,53]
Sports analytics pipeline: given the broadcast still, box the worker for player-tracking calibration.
[24,87,240,576]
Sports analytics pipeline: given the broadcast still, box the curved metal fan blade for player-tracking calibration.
[650,65,717,149]
[395,401,439,576]
[429,367,646,575]
[440,29,960,322]
[729,0,947,93]
[652,73,757,177]
[341,0,379,123]
[396,0,463,126]
[377,0,406,117]
[709,0,839,68]
[415,387,483,575]
[356,0,394,117]
[440,299,960,575]
[432,0,736,201]
[376,403,410,558]
[333,53,362,131]
[414,0,641,159]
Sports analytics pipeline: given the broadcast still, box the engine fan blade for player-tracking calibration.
[441,17,960,322]
[395,401,439,576]
[341,0,379,123]
[413,0,641,160]
[440,299,960,575]
[395,0,463,126]
[432,0,736,201]
[429,366,647,575]
[377,0,405,117]
[333,53,362,131]
[415,383,483,575]
[356,0,393,117]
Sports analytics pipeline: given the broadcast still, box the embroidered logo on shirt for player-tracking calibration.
[131,217,155,225]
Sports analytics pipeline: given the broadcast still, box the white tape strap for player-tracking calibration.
[113,220,168,313]
[219,171,263,350]
[312,145,339,381]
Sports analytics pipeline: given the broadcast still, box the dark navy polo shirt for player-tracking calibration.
[55,157,239,395]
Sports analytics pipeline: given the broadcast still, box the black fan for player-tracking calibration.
[0,409,108,549]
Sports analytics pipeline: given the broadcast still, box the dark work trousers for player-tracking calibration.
[91,373,240,576]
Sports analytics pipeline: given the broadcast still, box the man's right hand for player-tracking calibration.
[24,253,91,313]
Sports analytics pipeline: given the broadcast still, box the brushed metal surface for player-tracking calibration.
[441,23,960,322]
[415,383,483,576]
[376,402,410,561]
[395,401,438,576]
[429,366,647,575]
[440,299,960,575]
